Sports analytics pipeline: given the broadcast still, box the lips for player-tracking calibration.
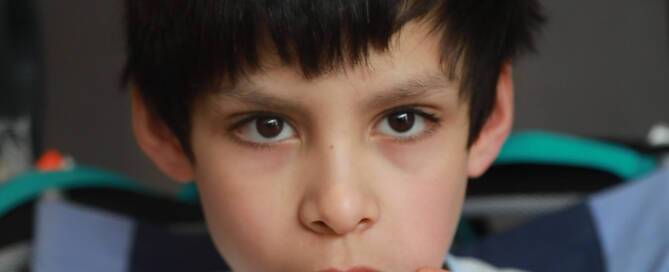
[317,266,381,272]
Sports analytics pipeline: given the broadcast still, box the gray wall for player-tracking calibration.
[38,0,669,189]
[38,0,175,190]
[514,0,669,139]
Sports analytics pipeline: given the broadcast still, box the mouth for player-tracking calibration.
[316,266,381,272]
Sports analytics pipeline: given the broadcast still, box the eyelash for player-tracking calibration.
[382,106,442,143]
[227,111,294,150]
[227,106,442,150]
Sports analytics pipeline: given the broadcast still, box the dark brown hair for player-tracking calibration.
[122,0,545,156]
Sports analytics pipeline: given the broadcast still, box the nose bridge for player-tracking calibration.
[311,120,361,192]
[298,131,378,235]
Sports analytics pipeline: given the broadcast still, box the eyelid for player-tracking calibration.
[226,111,299,149]
[373,105,442,142]
[382,102,435,115]
[374,105,440,125]
[228,111,297,132]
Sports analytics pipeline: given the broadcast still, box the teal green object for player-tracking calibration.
[0,166,155,217]
[455,219,477,244]
[177,182,200,204]
[496,131,657,180]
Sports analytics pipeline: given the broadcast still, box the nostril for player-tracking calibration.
[310,218,373,234]
[357,218,372,230]
[311,220,333,234]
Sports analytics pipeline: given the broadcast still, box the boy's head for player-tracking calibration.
[125,1,544,271]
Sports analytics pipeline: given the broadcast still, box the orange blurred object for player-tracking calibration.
[35,149,67,172]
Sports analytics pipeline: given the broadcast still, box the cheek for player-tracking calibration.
[385,160,468,268]
[401,172,467,252]
[376,130,469,265]
[376,113,469,173]
[191,141,299,270]
[220,141,299,172]
[194,169,273,269]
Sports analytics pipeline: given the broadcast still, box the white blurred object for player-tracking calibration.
[647,123,669,167]
[0,242,31,272]
[0,116,33,182]
[647,123,669,146]
[448,255,529,272]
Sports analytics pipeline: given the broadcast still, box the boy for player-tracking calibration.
[123,1,544,271]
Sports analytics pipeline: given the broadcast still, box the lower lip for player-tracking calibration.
[318,267,381,272]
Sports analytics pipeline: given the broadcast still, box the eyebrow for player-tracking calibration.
[216,74,453,113]
[217,85,310,116]
[362,74,453,109]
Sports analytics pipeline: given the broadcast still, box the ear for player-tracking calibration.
[131,87,194,183]
[467,63,514,178]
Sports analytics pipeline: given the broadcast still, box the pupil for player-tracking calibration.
[256,117,283,138]
[388,112,414,133]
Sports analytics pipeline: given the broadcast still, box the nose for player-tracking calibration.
[299,185,378,235]
[298,145,379,236]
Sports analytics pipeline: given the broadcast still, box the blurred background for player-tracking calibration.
[1,1,669,271]
[1,0,668,190]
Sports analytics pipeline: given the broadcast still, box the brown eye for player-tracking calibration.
[387,112,415,132]
[256,117,283,138]
[376,108,435,140]
[234,115,296,144]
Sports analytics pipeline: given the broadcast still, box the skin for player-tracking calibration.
[132,22,513,272]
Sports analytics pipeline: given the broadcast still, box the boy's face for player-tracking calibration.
[134,22,512,272]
